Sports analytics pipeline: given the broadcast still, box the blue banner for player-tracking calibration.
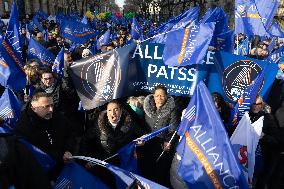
[97,29,110,50]
[131,18,142,40]
[163,22,215,66]
[52,47,65,77]
[28,38,56,65]
[255,0,279,29]
[212,51,278,102]
[176,81,249,189]
[61,19,98,44]
[269,21,284,38]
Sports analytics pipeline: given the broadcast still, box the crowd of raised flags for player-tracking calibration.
[1,0,284,188]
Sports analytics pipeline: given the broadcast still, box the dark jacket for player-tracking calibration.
[80,108,142,159]
[15,106,75,163]
[143,94,179,142]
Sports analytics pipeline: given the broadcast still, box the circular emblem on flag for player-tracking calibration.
[80,51,121,104]
[223,60,262,101]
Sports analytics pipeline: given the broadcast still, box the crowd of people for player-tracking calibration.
[0,6,284,189]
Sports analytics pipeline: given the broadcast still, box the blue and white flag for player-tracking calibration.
[234,37,249,55]
[230,67,266,125]
[230,112,264,184]
[255,0,279,29]
[130,18,142,40]
[97,29,110,50]
[0,88,22,127]
[0,1,26,91]
[28,37,56,65]
[61,19,98,44]
[52,47,65,77]
[54,162,110,189]
[235,0,270,37]
[269,21,284,38]
[172,7,199,30]
[73,156,168,189]
[267,44,284,64]
[81,15,88,24]
[163,22,215,66]
[176,81,249,189]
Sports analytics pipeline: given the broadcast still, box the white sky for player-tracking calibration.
[115,0,125,7]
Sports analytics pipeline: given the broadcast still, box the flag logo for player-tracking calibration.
[79,52,121,103]
[235,4,246,18]
[223,60,262,101]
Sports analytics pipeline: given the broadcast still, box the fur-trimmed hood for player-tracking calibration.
[143,94,175,119]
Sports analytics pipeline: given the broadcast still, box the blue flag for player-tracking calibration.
[54,162,110,189]
[215,30,234,53]
[52,47,65,77]
[117,141,139,174]
[235,0,270,37]
[137,125,171,142]
[73,156,168,189]
[97,29,110,50]
[213,51,278,102]
[269,21,284,38]
[255,0,279,29]
[130,18,142,40]
[61,19,98,44]
[267,44,284,64]
[0,1,26,91]
[35,9,48,20]
[31,16,45,32]
[234,37,249,55]
[230,67,266,125]
[28,37,56,65]
[19,139,56,172]
[176,81,249,189]
[172,7,199,30]
[163,22,215,66]
[0,88,22,127]
[81,15,88,24]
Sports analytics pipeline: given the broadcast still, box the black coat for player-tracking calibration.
[15,106,76,163]
[143,94,179,142]
[80,109,142,159]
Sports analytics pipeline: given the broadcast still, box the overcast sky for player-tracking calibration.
[115,0,125,7]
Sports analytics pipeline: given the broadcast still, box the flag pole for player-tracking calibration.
[236,34,239,55]
[156,131,177,162]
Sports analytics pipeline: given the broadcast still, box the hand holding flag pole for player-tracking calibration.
[156,131,177,162]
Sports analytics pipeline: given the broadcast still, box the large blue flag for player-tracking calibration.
[54,162,110,189]
[230,67,266,125]
[130,18,142,40]
[0,88,22,127]
[61,19,98,44]
[215,30,234,53]
[235,0,270,37]
[52,47,65,77]
[163,22,215,66]
[73,156,168,189]
[213,51,278,102]
[97,29,110,50]
[28,37,56,65]
[172,7,200,30]
[35,9,48,20]
[19,139,56,172]
[255,0,279,29]
[176,81,249,189]
[0,1,26,91]
[269,21,284,38]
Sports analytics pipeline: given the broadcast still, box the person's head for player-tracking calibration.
[106,100,122,124]
[118,37,124,46]
[153,85,167,109]
[31,92,54,120]
[250,95,264,114]
[64,51,73,66]
[56,36,63,45]
[82,48,92,58]
[36,32,44,42]
[212,92,225,112]
[40,68,55,87]
[21,27,26,35]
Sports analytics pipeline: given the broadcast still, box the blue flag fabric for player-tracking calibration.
[97,29,110,50]
[163,22,215,66]
[35,9,48,20]
[176,81,249,189]
[267,45,284,64]
[117,141,139,174]
[19,139,56,172]
[61,19,98,45]
[269,21,284,38]
[213,51,278,102]
[230,67,266,126]
[255,0,279,29]
[130,18,142,40]
[137,125,171,142]
[172,7,200,30]
[215,30,234,53]
[0,2,26,91]
[235,0,270,37]
[73,156,168,189]
[234,37,249,55]
[31,16,45,32]
[52,47,65,77]
[54,162,110,189]
[81,15,88,24]
[28,37,56,65]
[0,88,22,127]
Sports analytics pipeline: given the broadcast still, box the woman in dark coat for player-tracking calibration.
[141,85,179,187]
